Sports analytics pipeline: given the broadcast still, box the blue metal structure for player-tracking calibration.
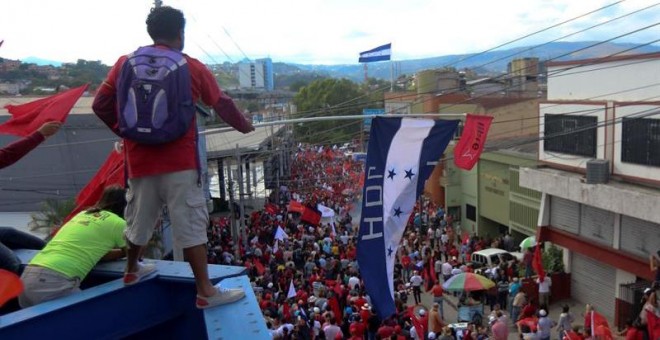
[0,250,269,340]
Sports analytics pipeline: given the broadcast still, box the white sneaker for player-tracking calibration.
[123,263,158,286]
[195,284,246,309]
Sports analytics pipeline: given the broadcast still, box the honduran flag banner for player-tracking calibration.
[357,117,458,319]
[359,43,392,63]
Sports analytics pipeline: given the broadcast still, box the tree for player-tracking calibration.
[29,198,76,239]
[292,78,370,145]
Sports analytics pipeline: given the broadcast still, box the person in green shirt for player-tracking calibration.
[18,186,128,308]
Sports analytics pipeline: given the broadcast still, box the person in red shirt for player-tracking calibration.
[431,282,445,320]
[93,6,253,309]
[0,121,61,169]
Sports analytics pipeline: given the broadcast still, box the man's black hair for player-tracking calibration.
[146,6,185,41]
[86,186,127,218]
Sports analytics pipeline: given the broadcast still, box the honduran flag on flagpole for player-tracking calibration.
[359,43,392,63]
[357,117,458,319]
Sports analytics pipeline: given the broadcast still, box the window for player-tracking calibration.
[466,204,476,221]
[544,114,597,157]
[621,117,660,167]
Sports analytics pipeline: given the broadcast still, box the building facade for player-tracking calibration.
[238,58,274,91]
[519,52,660,323]
[440,139,541,244]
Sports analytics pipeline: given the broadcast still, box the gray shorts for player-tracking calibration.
[19,265,81,308]
[125,169,208,249]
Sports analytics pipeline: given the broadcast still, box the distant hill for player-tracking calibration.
[286,41,660,82]
[22,56,62,67]
[10,41,660,83]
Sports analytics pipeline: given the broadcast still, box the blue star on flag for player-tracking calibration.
[404,168,415,180]
[387,168,397,180]
[393,207,403,217]
[387,246,394,257]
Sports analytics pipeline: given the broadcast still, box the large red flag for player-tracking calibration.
[0,84,88,137]
[453,114,493,170]
[532,245,545,281]
[62,149,125,224]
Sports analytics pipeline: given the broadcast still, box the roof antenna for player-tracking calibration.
[153,0,162,9]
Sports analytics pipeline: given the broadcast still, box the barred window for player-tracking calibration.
[544,114,597,157]
[621,117,660,167]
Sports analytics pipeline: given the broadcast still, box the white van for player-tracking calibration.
[470,248,524,269]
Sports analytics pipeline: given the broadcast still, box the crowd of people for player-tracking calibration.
[199,141,660,340]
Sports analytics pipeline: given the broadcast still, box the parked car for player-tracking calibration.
[470,248,523,270]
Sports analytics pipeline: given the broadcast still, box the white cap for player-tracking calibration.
[418,309,426,316]
[267,282,273,288]
[539,309,547,317]
[489,315,497,323]
[428,332,436,339]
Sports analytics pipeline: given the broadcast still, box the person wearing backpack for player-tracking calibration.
[92,6,254,309]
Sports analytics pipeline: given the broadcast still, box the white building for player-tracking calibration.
[520,52,660,323]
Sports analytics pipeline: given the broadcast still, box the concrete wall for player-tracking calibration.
[520,167,660,225]
[478,159,510,226]
[547,55,660,101]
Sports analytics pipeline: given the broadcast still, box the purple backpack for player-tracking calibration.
[116,46,195,144]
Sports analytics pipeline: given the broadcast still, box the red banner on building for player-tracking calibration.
[453,114,493,170]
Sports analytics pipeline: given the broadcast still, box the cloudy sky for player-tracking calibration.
[1,0,659,66]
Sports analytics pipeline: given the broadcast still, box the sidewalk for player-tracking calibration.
[412,290,587,339]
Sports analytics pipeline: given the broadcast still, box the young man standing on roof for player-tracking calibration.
[93,6,254,309]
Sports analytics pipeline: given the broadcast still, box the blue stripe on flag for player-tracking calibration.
[359,43,392,63]
[416,119,459,195]
[357,117,458,319]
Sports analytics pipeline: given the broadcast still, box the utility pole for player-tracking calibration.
[235,144,246,249]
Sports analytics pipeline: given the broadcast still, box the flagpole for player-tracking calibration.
[200,113,467,136]
[390,60,394,92]
[364,63,368,83]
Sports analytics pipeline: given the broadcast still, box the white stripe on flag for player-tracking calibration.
[382,118,434,299]
[360,47,392,59]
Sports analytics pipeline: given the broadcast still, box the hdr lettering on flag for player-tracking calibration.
[357,117,458,319]
[359,43,392,63]
[453,114,494,170]
[0,84,88,137]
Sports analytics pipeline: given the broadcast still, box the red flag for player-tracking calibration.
[532,245,545,281]
[0,269,23,307]
[453,114,493,170]
[301,206,321,225]
[0,84,88,137]
[62,149,125,224]
[264,203,278,215]
[647,309,660,340]
[287,200,305,214]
